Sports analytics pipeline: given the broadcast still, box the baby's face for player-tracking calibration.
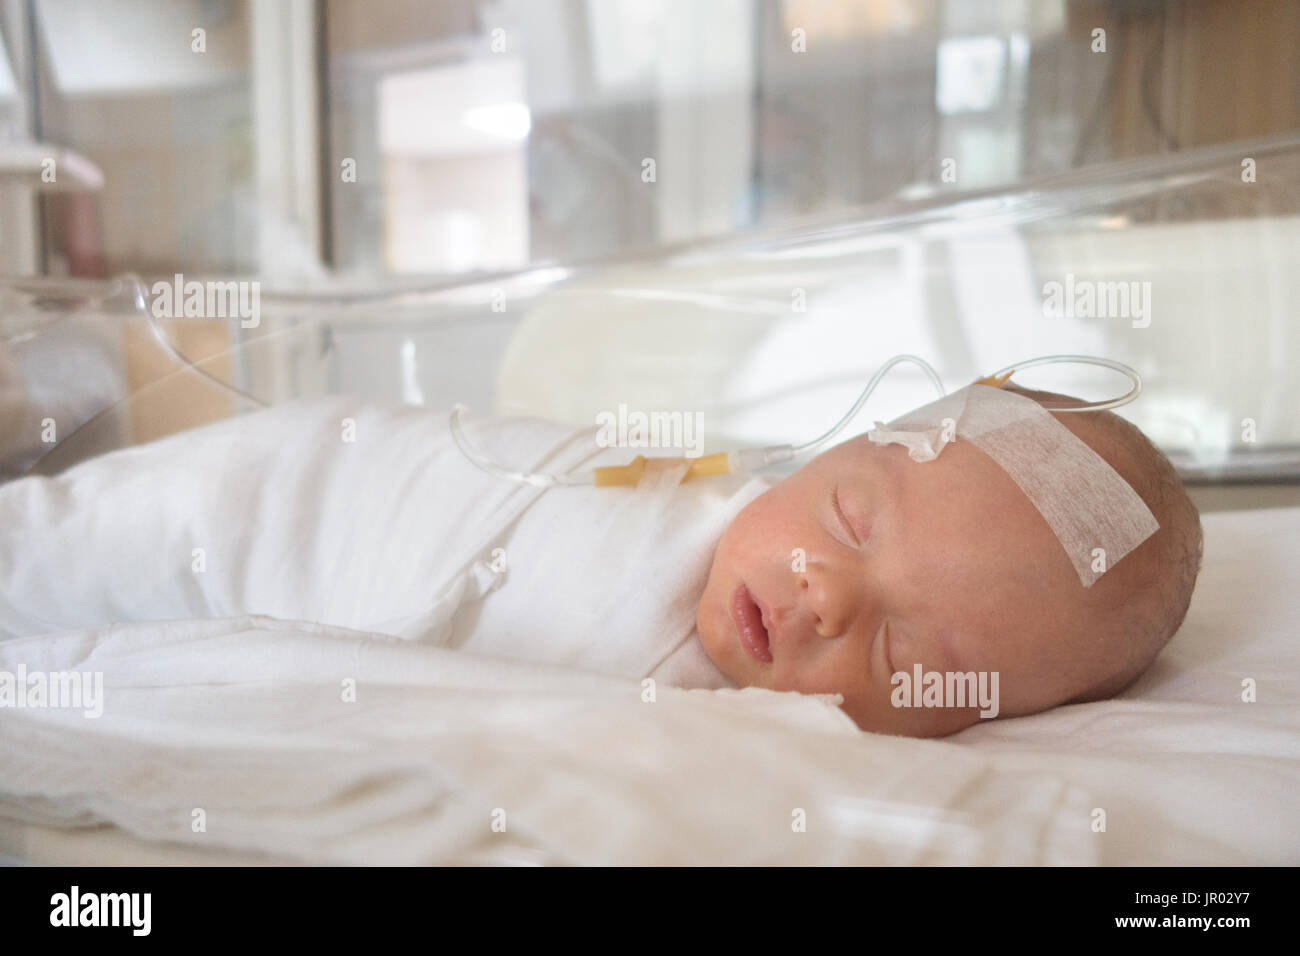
[697,433,1103,735]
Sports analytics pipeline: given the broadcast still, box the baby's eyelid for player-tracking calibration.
[830,484,860,547]
[882,619,897,677]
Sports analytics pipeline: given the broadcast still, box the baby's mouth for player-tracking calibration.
[730,583,773,663]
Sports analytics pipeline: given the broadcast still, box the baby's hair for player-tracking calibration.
[1003,384,1205,703]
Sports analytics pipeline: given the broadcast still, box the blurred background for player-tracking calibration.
[0,0,1298,505]
[4,0,1297,279]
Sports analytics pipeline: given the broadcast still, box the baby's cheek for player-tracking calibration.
[840,693,983,737]
[695,590,731,665]
[771,650,867,700]
[772,650,980,736]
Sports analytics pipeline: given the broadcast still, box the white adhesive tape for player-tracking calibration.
[868,384,1159,587]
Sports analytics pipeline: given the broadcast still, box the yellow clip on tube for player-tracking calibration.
[448,355,1141,490]
[593,452,734,487]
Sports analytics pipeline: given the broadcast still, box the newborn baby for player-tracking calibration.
[696,384,1204,736]
[0,386,1201,738]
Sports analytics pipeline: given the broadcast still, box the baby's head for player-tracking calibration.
[696,386,1203,736]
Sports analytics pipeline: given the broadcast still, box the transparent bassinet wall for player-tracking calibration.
[5,134,1299,482]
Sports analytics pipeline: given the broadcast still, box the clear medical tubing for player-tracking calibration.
[722,353,948,476]
[446,353,945,487]
[448,354,1144,487]
[791,354,946,455]
[982,355,1142,412]
[449,403,595,487]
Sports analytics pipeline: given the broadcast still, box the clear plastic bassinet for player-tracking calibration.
[3,133,1298,485]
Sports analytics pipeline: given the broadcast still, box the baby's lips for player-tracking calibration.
[730,583,773,663]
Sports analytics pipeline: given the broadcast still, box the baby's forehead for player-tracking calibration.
[878,442,1072,576]
[816,435,1078,572]
[837,431,1016,497]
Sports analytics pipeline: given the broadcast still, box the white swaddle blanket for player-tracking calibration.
[0,398,767,687]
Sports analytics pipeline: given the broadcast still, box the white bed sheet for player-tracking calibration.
[0,506,1296,866]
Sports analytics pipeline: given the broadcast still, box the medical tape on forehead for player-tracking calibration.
[866,384,1159,587]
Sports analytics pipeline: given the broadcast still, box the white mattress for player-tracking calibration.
[1,505,1297,865]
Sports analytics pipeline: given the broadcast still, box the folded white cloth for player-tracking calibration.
[0,398,767,687]
[0,614,1095,865]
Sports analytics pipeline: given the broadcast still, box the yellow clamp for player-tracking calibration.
[974,371,1014,388]
[593,452,733,488]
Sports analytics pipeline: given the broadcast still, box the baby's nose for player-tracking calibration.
[796,571,853,639]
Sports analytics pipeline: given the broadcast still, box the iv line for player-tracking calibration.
[448,353,1143,488]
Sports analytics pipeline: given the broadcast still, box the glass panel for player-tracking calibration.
[15,137,1298,485]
